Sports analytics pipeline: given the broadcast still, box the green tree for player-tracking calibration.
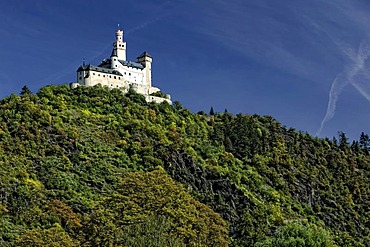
[84,168,229,246]
[255,223,336,247]
[359,132,370,154]
[338,131,349,150]
[20,85,32,96]
[123,215,185,247]
[210,106,215,115]
[16,224,79,247]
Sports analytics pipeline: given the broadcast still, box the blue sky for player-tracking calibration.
[1,0,370,140]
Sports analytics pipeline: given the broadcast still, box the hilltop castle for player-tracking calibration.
[72,29,171,104]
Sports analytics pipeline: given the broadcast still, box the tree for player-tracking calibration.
[49,200,82,231]
[255,223,336,247]
[123,215,185,247]
[210,106,215,115]
[16,224,79,247]
[84,168,229,246]
[351,140,361,154]
[173,101,183,111]
[20,86,32,96]
[238,205,270,246]
[359,132,370,154]
[338,131,349,150]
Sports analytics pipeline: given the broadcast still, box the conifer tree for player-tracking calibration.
[20,85,32,96]
[210,106,215,115]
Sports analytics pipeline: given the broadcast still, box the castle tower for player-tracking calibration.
[137,52,152,87]
[111,29,126,61]
[75,27,171,104]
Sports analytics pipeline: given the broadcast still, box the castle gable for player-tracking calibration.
[74,28,171,104]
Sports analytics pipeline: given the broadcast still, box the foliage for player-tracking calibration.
[150,90,168,98]
[16,224,79,247]
[121,215,186,247]
[0,84,370,246]
[255,222,336,247]
[84,168,228,246]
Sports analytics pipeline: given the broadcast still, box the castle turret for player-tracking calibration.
[111,29,126,61]
[137,51,152,87]
[75,28,171,104]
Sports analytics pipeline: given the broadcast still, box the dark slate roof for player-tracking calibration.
[99,58,144,69]
[137,51,152,59]
[77,65,123,76]
[99,59,111,68]
[111,49,117,58]
[119,60,144,69]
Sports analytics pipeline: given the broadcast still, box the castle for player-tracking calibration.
[73,29,171,104]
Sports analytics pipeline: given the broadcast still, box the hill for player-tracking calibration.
[0,84,370,246]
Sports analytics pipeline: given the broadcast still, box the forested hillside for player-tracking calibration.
[0,84,370,246]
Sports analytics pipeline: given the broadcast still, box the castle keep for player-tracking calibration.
[73,29,171,104]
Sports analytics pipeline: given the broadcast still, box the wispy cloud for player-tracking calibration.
[315,0,370,135]
[192,1,351,82]
[191,0,370,136]
[316,39,370,136]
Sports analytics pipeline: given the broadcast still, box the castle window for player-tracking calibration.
[114,58,117,61]
[98,74,100,76]
[109,76,111,78]
[93,73,95,75]
[103,75,105,77]
[115,65,117,67]
[79,77,82,80]
[111,84,113,87]
[124,72,126,75]
[114,76,116,79]
[129,73,131,76]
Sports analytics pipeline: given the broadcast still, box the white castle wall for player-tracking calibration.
[78,71,123,87]
[78,71,149,93]
[145,95,171,104]
[75,29,171,104]
[111,59,145,85]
